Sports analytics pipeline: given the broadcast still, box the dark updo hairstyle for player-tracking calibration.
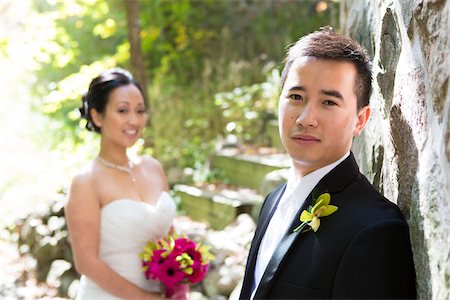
[79,68,146,133]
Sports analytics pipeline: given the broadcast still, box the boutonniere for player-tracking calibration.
[293,192,338,233]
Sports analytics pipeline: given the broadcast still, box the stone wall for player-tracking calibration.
[341,1,449,299]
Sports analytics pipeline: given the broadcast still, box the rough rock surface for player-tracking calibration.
[341,1,450,299]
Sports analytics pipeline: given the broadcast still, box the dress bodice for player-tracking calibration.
[76,192,177,299]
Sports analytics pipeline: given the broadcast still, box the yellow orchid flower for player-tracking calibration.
[293,193,338,233]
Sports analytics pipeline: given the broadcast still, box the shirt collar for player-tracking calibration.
[280,151,350,209]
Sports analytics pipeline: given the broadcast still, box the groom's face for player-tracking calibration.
[278,57,370,176]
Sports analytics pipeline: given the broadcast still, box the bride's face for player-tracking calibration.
[93,84,148,148]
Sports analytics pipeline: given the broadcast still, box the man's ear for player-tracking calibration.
[90,109,103,129]
[353,105,371,136]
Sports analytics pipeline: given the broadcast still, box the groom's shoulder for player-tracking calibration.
[338,174,407,225]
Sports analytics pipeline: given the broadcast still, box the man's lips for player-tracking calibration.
[292,133,319,141]
[291,134,320,144]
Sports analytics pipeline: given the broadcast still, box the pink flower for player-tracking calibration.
[173,238,202,263]
[169,237,208,283]
[143,249,166,280]
[172,238,196,255]
[158,259,185,288]
[140,233,214,293]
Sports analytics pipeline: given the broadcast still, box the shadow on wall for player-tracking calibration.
[389,105,417,219]
[389,104,431,299]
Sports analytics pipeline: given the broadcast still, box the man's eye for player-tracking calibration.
[288,94,303,101]
[323,100,337,106]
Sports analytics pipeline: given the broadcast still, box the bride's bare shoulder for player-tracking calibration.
[71,161,96,186]
[67,162,99,205]
[138,155,164,170]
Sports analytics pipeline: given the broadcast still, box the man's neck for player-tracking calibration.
[291,151,351,181]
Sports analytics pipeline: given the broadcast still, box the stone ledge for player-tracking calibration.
[174,184,264,230]
[212,151,290,190]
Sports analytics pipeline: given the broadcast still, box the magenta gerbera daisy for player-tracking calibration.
[144,249,167,280]
[158,259,184,288]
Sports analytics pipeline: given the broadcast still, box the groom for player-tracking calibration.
[240,28,416,299]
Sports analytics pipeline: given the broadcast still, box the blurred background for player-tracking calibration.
[0,0,338,298]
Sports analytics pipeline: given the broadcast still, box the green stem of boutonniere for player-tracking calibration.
[292,192,338,234]
[293,221,309,233]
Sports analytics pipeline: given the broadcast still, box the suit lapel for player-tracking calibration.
[253,194,311,299]
[253,153,361,299]
[240,184,286,298]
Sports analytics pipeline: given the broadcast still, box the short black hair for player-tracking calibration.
[281,27,372,110]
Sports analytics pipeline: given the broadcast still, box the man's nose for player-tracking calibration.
[295,104,318,128]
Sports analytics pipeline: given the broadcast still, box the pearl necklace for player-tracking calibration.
[97,156,136,183]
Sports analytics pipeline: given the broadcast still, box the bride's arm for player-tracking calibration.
[65,173,164,300]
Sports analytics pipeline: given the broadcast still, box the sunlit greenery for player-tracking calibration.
[0,0,337,297]
[24,0,337,173]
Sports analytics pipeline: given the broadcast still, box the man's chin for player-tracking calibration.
[289,157,323,174]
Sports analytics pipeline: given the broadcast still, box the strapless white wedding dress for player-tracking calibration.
[76,192,177,299]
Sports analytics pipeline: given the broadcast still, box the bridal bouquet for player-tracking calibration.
[140,232,214,297]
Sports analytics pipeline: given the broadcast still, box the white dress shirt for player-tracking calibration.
[251,152,349,298]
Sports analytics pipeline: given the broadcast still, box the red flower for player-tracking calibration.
[188,261,209,284]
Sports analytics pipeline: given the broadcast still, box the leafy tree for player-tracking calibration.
[29,0,337,168]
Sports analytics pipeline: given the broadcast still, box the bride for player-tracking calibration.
[65,68,185,299]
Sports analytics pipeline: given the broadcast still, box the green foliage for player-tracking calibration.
[139,0,335,170]
[26,0,128,151]
[28,0,337,169]
[32,0,128,81]
[215,68,281,145]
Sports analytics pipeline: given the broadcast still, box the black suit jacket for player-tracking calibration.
[240,153,416,299]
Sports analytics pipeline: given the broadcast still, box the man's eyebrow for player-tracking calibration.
[286,86,344,100]
[321,89,343,100]
[287,85,306,92]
